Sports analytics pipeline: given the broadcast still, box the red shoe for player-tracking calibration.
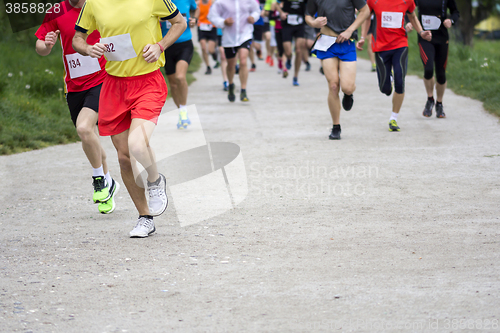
[269,58,274,67]
[265,55,271,64]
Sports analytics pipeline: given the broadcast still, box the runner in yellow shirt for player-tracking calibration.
[73,0,186,238]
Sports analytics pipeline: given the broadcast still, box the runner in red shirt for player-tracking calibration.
[364,0,431,132]
[35,0,119,214]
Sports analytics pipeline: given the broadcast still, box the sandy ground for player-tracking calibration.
[1,39,500,332]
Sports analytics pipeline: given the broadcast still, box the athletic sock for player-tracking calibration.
[241,89,246,93]
[105,171,112,188]
[390,112,399,121]
[139,215,153,220]
[428,96,435,102]
[436,101,443,106]
[179,104,186,111]
[333,124,341,129]
[92,166,104,178]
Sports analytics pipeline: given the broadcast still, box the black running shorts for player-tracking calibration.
[198,27,218,42]
[224,39,252,59]
[65,83,102,126]
[281,23,305,42]
[164,40,194,75]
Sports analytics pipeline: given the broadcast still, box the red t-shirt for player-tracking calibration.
[367,0,416,52]
[35,0,106,92]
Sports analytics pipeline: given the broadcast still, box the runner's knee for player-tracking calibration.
[424,68,433,80]
[76,123,94,141]
[435,69,446,85]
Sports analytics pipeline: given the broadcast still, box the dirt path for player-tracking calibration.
[1,45,500,332]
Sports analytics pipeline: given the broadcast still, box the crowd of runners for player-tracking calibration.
[34,0,459,237]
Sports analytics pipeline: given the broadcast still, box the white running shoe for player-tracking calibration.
[129,216,155,238]
[147,173,168,217]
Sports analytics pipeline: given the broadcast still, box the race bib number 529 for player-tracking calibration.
[381,12,403,29]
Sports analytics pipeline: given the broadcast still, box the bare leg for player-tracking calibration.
[76,107,106,172]
[219,46,228,82]
[436,82,446,103]
[294,37,305,78]
[424,77,435,98]
[393,92,405,113]
[227,56,236,85]
[111,130,149,215]
[167,60,189,108]
[238,48,249,89]
[200,39,210,68]
[322,58,341,124]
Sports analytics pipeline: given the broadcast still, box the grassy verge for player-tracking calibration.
[0,29,202,155]
[357,32,500,117]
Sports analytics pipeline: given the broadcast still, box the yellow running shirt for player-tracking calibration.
[76,0,179,77]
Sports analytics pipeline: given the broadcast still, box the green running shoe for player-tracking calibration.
[240,90,249,102]
[388,119,400,132]
[92,176,110,203]
[98,180,119,214]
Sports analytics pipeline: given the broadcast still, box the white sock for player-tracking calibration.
[92,166,104,178]
[390,112,399,121]
[179,104,186,112]
[105,172,112,187]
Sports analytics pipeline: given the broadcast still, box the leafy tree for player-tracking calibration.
[456,0,500,45]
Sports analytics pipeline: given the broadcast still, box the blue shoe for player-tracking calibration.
[177,108,191,129]
[235,64,239,74]
[293,77,299,86]
[223,81,228,91]
[286,58,291,70]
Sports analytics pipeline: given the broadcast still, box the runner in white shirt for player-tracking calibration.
[208,0,261,102]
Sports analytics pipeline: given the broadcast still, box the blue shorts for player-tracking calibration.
[312,39,357,62]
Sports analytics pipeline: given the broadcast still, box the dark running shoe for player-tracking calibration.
[228,83,236,102]
[329,125,341,140]
[235,64,239,74]
[435,103,446,118]
[423,99,434,117]
[286,58,291,70]
[319,66,324,75]
[205,66,212,75]
[250,63,256,72]
[305,62,311,71]
[342,94,353,111]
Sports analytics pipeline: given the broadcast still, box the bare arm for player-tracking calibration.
[305,15,327,29]
[35,30,60,56]
[407,11,432,41]
[72,30,107,58]
[338,4,370,43]
[144,11,187,63]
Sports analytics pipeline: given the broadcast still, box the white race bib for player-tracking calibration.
[381,12,403,29]
[312,35,337,52]
[99,33,136,62]
[65,53,101,79]
[200,23,213,31]
[421,15,441,30]
[287,14,303,26]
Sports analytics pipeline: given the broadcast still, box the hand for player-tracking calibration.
[280,12,287,21]
[443,18,452,29]
[405,22,413,32]
[88,42,106,58]
[44,30,60,48]
[337,29,353,43]
[420,30,432,41]
[356,38,365,50]
[247,16,255,24]
[142,43,162,63]
[224,17,234,26]
[189,18,197,28]
[313,16,327,29]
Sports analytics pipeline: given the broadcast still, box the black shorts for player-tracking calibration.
[65,83,102,126]
[198,27,218,42]
[217,35,222,46]
[263,22,270,33]
[224,39,252,59]
[368,18,375,35]
[253,24,264,41]
[164,40,194,75]
[281,23,305,42]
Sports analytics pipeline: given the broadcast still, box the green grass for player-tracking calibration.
[358,32,500,117]
[0,28,202,155]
